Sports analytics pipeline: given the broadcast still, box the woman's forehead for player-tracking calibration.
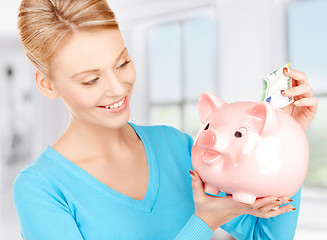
[51,29,125,75]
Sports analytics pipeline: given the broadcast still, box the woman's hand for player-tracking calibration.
[280,68,318,130]
[190,170,296,232]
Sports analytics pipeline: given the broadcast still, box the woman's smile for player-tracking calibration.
[98,96,127,113]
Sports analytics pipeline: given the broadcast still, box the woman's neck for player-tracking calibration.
[51,116,136,163]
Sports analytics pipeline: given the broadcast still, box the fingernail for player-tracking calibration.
[189,170,195,179]
[283,67,288,73]
[281,90,286,95]
[288,199,293,202]
[288,207,296,212]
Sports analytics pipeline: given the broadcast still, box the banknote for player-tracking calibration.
[262,62,294,108]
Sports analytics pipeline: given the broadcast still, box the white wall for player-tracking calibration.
[115,0,292,125]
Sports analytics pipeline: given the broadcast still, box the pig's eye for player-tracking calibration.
[204,123,210,131]
[235,131,242,138]
[234,127,247,138]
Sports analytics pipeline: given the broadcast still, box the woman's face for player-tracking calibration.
[50,28,136,129]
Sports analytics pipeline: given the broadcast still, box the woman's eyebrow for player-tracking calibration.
[70,69,100,79]
[70,47,127,79]
[115,47,127,62]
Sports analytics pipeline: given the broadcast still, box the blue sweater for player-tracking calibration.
[13,123,300,239]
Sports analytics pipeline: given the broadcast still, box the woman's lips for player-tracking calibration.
[98,96,127,113]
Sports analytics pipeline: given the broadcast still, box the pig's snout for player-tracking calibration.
[197,130,228,153]
[197,130,216,149]
[196,130,233,165]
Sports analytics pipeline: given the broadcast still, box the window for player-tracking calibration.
[147,13,217,138]
[288,0,327,187]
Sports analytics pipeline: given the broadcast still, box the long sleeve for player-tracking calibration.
[174,189,301,240]
[221,189,301,240]
[174,214,214,240]
[13,171,84,240]
[172,130,214,239]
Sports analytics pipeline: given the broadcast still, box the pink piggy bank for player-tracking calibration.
[191,92,309,204]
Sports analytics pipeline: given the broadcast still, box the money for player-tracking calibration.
[262,62,294,108]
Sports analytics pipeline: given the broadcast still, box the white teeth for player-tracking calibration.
[103,98,125,109]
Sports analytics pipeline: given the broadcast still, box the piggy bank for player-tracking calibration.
[191,92,309,204]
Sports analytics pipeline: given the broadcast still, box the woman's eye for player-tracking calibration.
[83,77,99,86]
[117,60,131,70]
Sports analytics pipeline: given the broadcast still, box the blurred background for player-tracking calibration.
[0,0,326,239]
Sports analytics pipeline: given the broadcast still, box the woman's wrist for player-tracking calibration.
[194,211,241,232]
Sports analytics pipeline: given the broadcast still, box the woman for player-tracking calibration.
[13,0,318,239]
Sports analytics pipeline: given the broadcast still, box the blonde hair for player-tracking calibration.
[17,0,119,78]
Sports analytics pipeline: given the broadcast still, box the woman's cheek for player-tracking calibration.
[121,66,136,85]
[60,88,94,110]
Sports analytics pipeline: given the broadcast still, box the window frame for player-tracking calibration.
[129,5,218,126]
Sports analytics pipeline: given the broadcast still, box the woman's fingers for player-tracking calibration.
[283,68,308,84]
[189,175,298,230]
[257,196,292,212]
[257,199,282,212]
[252,196,280,209]
[247,196,296,218]
[189,170,205,203]
[293,97,319,107]
[260,204,296,219]
[283,68,313,98]
[282,84,313,98]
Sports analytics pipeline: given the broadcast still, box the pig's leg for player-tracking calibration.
[204,183,220,196]
[232,192,256,205]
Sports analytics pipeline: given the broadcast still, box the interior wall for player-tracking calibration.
[119,0,291,124]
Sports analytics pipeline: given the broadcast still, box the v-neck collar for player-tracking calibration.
[44,122,159,213]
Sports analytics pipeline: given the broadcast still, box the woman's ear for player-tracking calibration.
[35,71,59,100]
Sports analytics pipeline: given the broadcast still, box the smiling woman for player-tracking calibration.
[36,29,136,130]
[12,0,317,240]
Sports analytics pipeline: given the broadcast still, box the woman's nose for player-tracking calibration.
[103,72,125,96]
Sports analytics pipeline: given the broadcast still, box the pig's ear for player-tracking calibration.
[249,102,279,135]
[198,92,226,124]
